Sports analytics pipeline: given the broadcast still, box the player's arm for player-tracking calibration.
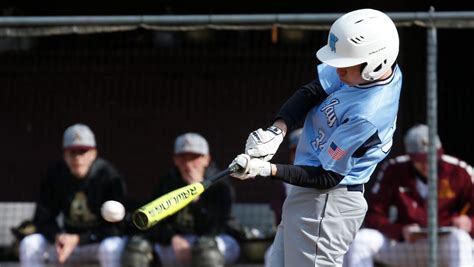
[34,165,62,243]
[234,128,380,187]
[274,78,328,130]
[273,128,384,188]
[451,163,474,234]
[271,164,343,189]
[245,79,328,161]
[232,158,343,189]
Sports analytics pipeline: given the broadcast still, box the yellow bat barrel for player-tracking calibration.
[132,182,205,230]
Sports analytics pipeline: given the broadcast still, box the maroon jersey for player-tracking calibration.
[365,154,474,240]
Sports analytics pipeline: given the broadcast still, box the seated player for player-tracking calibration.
[146,132,240,267]
[344,124,474,267]
[19,123,127,267]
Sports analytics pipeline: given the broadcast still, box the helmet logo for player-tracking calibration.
[329,33,339,52]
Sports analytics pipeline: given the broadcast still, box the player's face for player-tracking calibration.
[174,152,210,184]
[336,64,366,86]
[412,160,429,177]
[64,148,97,178]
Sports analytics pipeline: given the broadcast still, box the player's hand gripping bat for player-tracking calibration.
[132,163,241,230]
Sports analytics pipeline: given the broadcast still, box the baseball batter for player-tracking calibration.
[230,9,402,266]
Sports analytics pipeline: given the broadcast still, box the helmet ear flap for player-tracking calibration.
[361,58,389,81]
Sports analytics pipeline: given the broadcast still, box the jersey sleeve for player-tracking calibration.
[318,117,378,175]
[317,63,342,95]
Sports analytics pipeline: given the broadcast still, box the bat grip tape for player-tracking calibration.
[202,164,240,189]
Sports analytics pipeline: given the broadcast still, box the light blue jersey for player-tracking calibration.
[294,63,402,185]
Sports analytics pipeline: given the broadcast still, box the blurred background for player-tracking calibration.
[0,0,472,206]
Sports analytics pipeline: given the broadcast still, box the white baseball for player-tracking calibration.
[100,200,126,223]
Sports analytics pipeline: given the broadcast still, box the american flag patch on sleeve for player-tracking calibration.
[328,142,346,160]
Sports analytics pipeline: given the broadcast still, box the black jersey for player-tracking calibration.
[33,157,126,245]
[147,163,237,244]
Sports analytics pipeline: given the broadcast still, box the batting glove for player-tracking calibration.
[230,154,272,180]
[245,126,284,161]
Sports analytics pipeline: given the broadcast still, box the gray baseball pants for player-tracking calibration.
[267,184,367,267]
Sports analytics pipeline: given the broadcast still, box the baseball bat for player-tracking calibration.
[132,163,241,230]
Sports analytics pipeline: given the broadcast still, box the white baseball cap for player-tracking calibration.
[63,124,96,150]
[174,133,209,155]
[404,124,442,160]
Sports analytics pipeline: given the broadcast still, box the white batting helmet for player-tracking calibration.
[316,9,399,81]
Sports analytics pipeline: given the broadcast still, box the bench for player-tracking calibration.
[232,203,276,238]
[0,202,36,247]
[232,203,276,264]
[0,202,36,261]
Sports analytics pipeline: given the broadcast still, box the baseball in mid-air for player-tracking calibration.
[101,200,126,223]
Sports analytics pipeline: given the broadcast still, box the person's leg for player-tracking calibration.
[154,235,197,267]
[98,236,128,267]
[267,223,284,267]
[61,236,125,267]
[316,187,368,266]
[19,233,49,267]
[343,228,386,267]
[376,238,427,267]
[64,242,100,264]
[371,229,473,267]
[281,186,352,266]
[280,186,320,266]
[154,243,179,267]
[438,228,473,267]
[345,229,474,267]
[215,234,240,264]
[472,238,474,265]
[280,186,367,267]
[264,243,273,267]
